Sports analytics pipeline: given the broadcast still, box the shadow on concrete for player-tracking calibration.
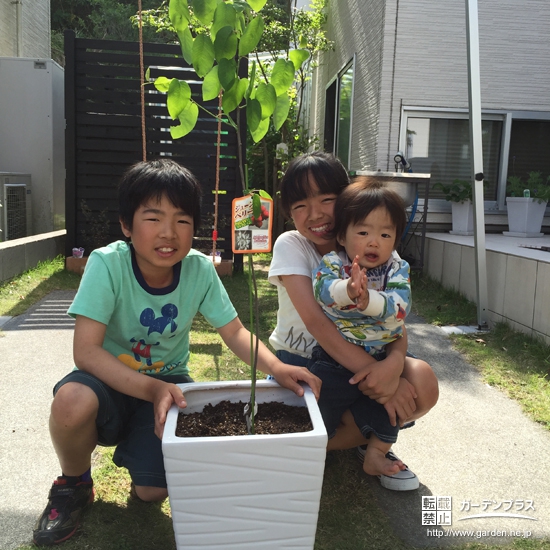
[2,291,75,331]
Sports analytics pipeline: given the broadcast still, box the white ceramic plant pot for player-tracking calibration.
[449,200,474,236]
[163,380,327,550]
[504,197,548,237]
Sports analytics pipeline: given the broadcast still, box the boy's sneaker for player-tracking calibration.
[33,476,94,546]
[356,445,420,491]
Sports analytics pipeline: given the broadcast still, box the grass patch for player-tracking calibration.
[411,271,550,432]
[410,271,478,326]
[12,257,550,549]
[0,255,81,318]
[450,324,550,429]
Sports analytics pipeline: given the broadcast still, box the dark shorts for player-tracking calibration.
[53,370,193,488]
[275,349,311,368]
[308,346,400,443]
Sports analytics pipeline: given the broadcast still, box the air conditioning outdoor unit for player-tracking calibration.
[0,173,32,242]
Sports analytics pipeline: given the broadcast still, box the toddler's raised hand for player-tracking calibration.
[347,255,369,310]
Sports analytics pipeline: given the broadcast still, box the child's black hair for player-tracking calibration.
[280,151,349,217]
[118,159,202,234]
[333,176,407,248]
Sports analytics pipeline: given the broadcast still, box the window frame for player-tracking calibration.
[399,107,550,212]
[324,56,356,169]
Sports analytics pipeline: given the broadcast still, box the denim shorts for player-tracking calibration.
[275,349,311,368]
[53,370,193,488]
[308,346,399,443]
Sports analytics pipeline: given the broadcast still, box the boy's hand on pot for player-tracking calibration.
[383,378,417,426]
[271,363,322,400]
[153,383,187,439]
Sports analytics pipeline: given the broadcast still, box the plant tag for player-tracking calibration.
[231,193,273,253]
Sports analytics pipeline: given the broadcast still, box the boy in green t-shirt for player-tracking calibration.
[33,159,321,546]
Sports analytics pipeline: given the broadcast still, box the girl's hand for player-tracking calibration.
[349,352,404,403]
[383,377,417,426]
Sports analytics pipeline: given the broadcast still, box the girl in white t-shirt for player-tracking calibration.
[268,151,439,491]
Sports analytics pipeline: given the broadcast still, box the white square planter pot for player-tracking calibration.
[163,380,328,550]
[504,197,548,237]
[449,200,474,236]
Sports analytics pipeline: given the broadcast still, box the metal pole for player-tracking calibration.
[465,0,489,329]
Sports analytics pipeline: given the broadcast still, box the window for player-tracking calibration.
[324,60,354,168]
[400,108,550,209]
[507,120,550,181]
[403,113,502,203]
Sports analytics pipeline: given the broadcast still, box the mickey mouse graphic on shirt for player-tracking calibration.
[118,303,178,374]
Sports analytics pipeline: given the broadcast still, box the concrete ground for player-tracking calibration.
[0,291,549,549]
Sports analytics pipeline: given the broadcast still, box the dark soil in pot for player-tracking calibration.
[176,400,313,437]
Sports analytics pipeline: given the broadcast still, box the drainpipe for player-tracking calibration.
[386,0,400,170]
[12,0,24,56]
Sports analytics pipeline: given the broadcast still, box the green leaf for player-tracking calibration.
[169,0,190,32]
[193,0,217,25]
[222,77,247,113]
[192,34,215,77]
[170,101,199,139]
[236,12,246,35]
[245,60,256,99]
[299,34,308,49]
[177,26,194,65]
[255,82,277,119]
[289,49,310,72]
[246,98,261,131]
[238,15,264,57]
[218,58,237,90]
[250,116,269,143]
[167,78,192,120]
[272,92,290,131]
[247,0,267,12]
[214,26,238,60]
[145,67,150,82]
[202,65,221,101]
[233,0,250,13]
[270,58,295,96]
[154,76,171,92]
[211,2,237,41]
[252,193,261,218]
[258,189,272,199]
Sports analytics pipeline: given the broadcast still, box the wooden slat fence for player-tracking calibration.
[64,30,245,265]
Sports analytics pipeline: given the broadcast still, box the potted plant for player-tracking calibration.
[163,380,327,550]
[144,2,329,548]
[504,171,550,237]
[433,179,475,235]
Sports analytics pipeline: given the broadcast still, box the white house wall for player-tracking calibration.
[0,2,17,56]
[0,58,65,235]
[310,0,386,171]
[0,0,50,58]
[313,0,550,172]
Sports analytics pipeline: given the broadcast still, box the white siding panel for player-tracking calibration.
[0,0,50,58]
[312,0,386,170]
[0,2,18,56]
[383,0,550,169]
[390,0,550,111]
[311,0,550,172]
[24,0,51,58]
[351,0,386,171]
